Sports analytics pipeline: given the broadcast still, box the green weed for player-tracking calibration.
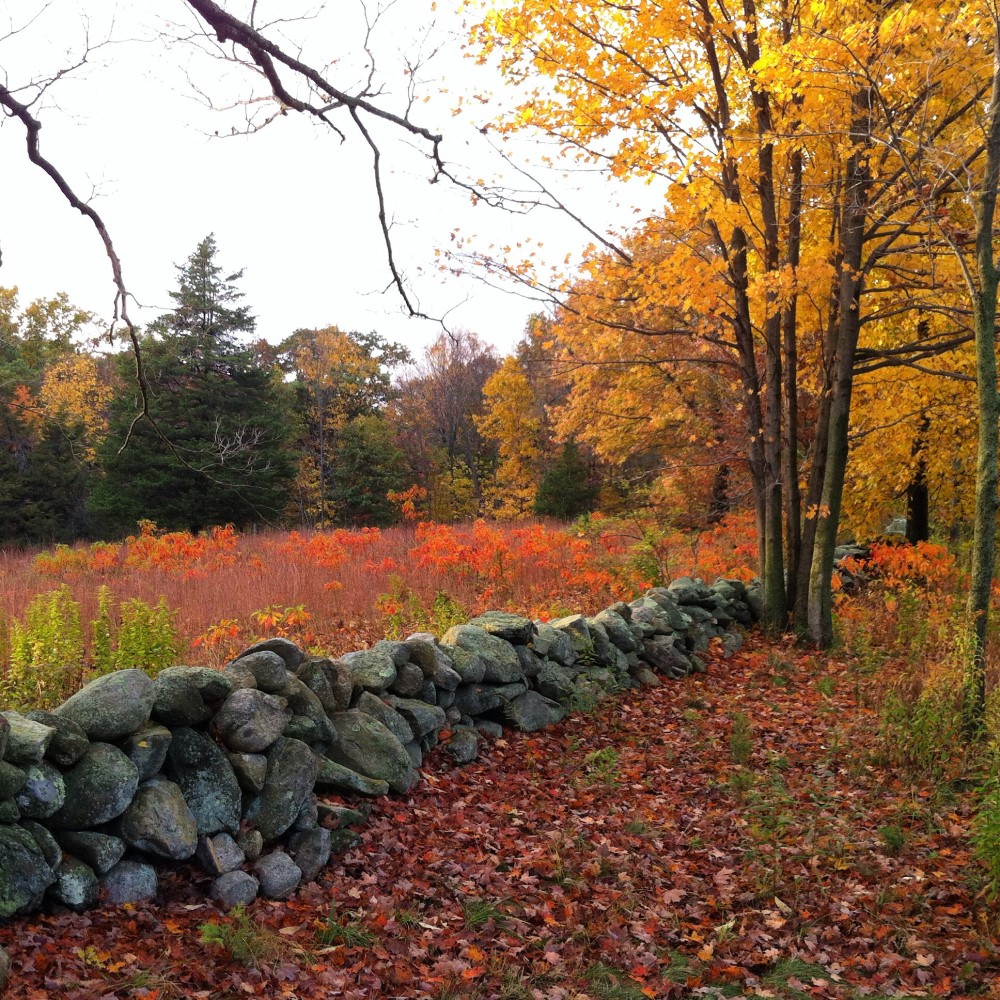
[879,681,964,778]
[583,961,649,1000]
[90,585,114,676]
[112,596,179,676]
[973,769,1000,897]
[462,897,507,929]
[729,711,753,765]
[583,746,621,783]
[878,824,907,855]
[198,905,300,969]
[729,768,754,794]
[4,585,84,708]
[318,903,376,947]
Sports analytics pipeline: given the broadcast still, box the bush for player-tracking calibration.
[113,597,179,676]
[4,585,85,709]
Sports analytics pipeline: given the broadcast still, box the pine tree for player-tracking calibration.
[91,236,298,533]
[328,415,405,527]
[534,439,596,520]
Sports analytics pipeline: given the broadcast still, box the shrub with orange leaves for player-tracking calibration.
[863,541,960,591]
[11,513,760,674]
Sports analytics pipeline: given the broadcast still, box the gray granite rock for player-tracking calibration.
[226,751,267,793]
[341,647,397,694]
[355,692,413,746]
[275,676,335,743]
[1,713,55,764]
[443,727,479,765]
[453,683,503,718]
[121,723,172,782]
[50,743,139,830]
[196,833,246,875]
[244,737,320,841]
[226,650,289,693]
[20,820,61,868]
[287,826,331,882]
[388,697,446,739]
[23,711,88,767]
[441,624,524,684]
[0,824,56,917]
[47,856,99,913]
[119,776,199,860]
[100,859,156,905]
[326,711,416,794]
[314,756,390,797]
[0,763,25,800]
[167,728,241,836]
[14,762,65,820]
[254,852,301,900]
[389,661,425,698]
[212,869,259,908]
[53,831,125,875]
[494,691,565,732]
[233,638,305,673]
[295,658,346,715]
[54,669,154,741]
[236,828,264,863]
[214,688,289,754]
[466,612,536,646]
[151,667,231,727]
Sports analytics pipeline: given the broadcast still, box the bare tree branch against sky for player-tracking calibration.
[0,0,643,353]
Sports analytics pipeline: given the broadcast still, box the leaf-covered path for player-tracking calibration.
[3,636,996,999]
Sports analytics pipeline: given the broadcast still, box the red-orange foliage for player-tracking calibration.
[3,516,760,669]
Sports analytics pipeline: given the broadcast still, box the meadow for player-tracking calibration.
[0,515,759,707]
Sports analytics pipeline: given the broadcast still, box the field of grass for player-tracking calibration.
[0,514,759,685]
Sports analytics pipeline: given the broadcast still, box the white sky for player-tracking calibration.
[0,0,645,357]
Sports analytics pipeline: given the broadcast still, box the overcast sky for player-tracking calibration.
[1,0,643,357]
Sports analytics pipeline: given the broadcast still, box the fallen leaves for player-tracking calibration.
[1,635,998,997]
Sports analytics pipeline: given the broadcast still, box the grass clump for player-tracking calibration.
[583,961,649,1000]
[729,711,753,765]
[583,746,620,783]
[318,915,375,948]
[198,905,300,969]
[462,897,507,929]
[762,957,829,998]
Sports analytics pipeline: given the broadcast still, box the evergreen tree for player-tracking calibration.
[91,236,298,533]
[328,415,405,526]
[534,439,597,520]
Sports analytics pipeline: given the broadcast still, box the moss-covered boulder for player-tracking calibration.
[49,744,139,830]
[54,669,154,741]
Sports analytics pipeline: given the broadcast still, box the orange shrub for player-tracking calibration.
[4,514,759,673]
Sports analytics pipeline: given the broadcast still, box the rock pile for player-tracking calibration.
[0,576,755,918]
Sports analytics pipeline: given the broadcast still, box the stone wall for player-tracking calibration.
[0,576,758,917]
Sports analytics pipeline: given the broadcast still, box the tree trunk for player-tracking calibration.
[794,259,841,631]
[905,415,930,545]
[807,98,872,647]
[782,145,804,613]
[965,25,1000,735]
